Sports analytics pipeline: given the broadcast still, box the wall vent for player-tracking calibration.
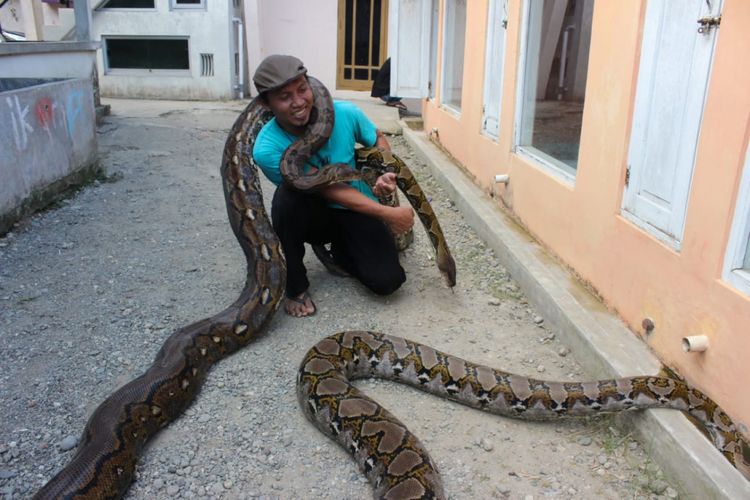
[200,53,214,77]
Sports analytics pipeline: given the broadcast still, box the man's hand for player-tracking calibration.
[372,172,397,198]
[383,205,414,234]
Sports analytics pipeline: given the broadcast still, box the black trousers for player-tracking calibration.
[271,184,406,298]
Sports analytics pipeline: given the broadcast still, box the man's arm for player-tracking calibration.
[320,183,413,234]
[370,129,398,197]
[375,129,391,151]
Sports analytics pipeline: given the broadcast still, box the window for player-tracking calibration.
[515,0,593,179]
[171,0,206,9]
[724,144,750,296]
[100,0,154,8]
[104,37,190,72]
[440,0,467,112]
[200,53,214,77]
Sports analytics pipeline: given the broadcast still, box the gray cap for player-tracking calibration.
[253,55,308,95]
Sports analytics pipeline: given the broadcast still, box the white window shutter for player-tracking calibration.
[623,0,723,245]
[481,0,508,138]
[389,0,431,98]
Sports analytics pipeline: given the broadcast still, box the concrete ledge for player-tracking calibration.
[0,41,100,56]
[401,125,750,499]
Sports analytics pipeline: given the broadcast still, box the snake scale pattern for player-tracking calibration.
[34,79,287,499]
[297,331,750,498]
[34,75,749,498]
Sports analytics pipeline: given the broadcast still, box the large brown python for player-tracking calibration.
[33,82,285,499]
[297,331,750,498]
[33,77,453,498]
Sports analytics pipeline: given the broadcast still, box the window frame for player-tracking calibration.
[439,0,467,115]
[513,0,578,184]
[723,142,750,296]
[102,36,192,75]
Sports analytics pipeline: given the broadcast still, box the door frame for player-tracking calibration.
[336,0,390,91]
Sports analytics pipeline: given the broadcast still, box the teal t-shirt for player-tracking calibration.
[253,100,379,205]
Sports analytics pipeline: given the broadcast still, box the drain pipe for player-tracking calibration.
[232,17,245,99]
[682,335,709,353]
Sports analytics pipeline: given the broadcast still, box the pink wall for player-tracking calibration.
[423,0,750,427]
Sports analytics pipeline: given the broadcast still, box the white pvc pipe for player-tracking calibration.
[494,174,509,184]
[558,31,569,93]
[233,17,244,100]
[682,335,709,353]
[557,26,575,100]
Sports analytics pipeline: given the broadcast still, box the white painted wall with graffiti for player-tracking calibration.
[0,78,98,234]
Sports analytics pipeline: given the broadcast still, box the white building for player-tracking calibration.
[91,0,245,100]
[2,0,392,101]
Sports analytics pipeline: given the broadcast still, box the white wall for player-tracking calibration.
[244,0,367,99]
[0,42,98,79]
[92,0,236,100]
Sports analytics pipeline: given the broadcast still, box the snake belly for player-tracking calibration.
[297,331,750,499]
[34,76,455,497]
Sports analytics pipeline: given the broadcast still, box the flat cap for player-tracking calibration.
[253,54,308,95]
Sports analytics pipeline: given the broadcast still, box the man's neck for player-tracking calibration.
[278,122,306,137]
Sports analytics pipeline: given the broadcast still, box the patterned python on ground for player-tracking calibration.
[33,76,453,498]
[298,331,750,498]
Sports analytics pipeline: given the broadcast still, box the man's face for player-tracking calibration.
[266,75,313,133]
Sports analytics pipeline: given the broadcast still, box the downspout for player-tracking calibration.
[232,16,244,100]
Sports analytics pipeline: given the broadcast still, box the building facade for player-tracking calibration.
[391,0,750,429]
[89,0,245,100]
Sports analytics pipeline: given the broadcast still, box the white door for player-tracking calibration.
[389,0,434,98]
[481,0,509,138]
[622,0,723,246]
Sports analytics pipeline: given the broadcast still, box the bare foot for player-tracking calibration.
[284,291,316,317]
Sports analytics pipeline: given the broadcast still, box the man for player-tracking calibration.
[252,55,414,318]
[371,57,407,111]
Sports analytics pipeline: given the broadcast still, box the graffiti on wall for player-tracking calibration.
[6,95,34,150]
[5,88,88,152]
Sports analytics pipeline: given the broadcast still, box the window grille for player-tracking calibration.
[201,53,214,77]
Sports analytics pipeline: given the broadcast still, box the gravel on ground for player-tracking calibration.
[0,99,681,499]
